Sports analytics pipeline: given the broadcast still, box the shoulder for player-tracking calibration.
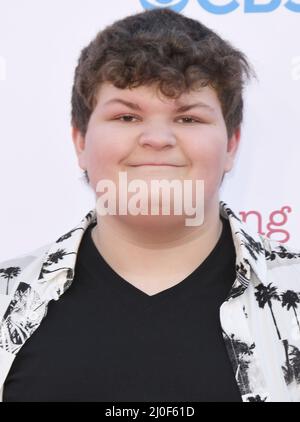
[0,242,52,296]
[0,208,97,298]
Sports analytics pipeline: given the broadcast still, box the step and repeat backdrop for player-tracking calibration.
[0,0,299,261]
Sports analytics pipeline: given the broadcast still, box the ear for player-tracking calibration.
[71,126,87,171]
[224,127,241,173]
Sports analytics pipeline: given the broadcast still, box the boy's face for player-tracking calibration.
[72,81,240,221]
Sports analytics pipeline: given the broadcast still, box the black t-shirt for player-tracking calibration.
[3,216,242,402]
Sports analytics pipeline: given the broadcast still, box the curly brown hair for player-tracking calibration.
[71,8,255,183]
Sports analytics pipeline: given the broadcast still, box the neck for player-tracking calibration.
[91,200,223,295]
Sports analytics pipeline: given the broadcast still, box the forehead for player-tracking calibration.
[94,82,221,113]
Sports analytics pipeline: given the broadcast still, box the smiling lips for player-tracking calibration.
[130,163,184,167]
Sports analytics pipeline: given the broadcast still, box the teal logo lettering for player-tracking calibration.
[196,0,300,14]
[140,0,189,13]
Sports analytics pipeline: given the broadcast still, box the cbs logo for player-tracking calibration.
[140,0,300,14]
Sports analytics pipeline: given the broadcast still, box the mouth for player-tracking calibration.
[129,164,184,167]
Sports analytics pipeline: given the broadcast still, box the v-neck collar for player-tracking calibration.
[77,214,233,303]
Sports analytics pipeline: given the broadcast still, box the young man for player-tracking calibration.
[1,8,300,402]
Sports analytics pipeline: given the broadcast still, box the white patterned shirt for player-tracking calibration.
[0,201,300,402]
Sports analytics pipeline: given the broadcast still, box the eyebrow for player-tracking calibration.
[103,98,215,113]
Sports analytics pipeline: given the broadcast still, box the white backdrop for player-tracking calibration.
[0,0,299,262]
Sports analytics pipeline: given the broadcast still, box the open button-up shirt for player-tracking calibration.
[0,201,300,402]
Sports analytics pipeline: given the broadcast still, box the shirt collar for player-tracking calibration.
[220,201,267,298]
[37,210,97,284]
[37,202,267,296]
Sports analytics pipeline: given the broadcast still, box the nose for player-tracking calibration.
[138,124,177,149]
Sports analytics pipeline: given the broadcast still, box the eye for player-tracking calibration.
[176,116,201,124]
[115,114,139,122]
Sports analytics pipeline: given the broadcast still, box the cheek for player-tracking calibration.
[188,135,227,174]
[85,128,131,185]
[185,129,227,200]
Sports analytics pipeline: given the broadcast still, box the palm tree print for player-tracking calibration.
[2,283,32,344]
[240,229,265,261]
[227,284,245,300]
[287,345,300,384]
[55,211,95,243]
[255,283,293,383]
[226,260,251,301]
[236,260,250,280]
[265,245,300,262]
[38,248,76,280]
[222,329,255,395]
[281,290,300,334]
[247,395,267,402]
[84,210,95,222]
[47,249,76,264]
[0,266,21,295]
[255,283,281,338]
[0,282,45,353]
[56,228,85,243]
[220,203,242,222]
